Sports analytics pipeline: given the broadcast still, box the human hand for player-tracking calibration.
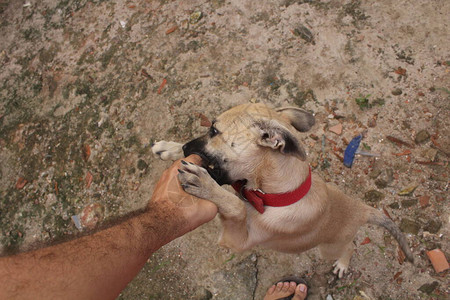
[150,154,218,232]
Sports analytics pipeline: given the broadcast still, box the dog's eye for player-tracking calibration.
[209,126,219,137]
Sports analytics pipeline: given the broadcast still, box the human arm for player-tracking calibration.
[0,155,217,300]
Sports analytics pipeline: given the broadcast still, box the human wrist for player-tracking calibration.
[138,201,188,253]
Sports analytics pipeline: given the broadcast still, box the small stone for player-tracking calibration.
[85,171,93,188]
[364,190,385,203]
[368,168,382,179]
[389,202,400,209]
[400,218,420,235]
[419,195,430,208]
[398,185,418,196]
[426,249,449,273]
[310,134,319,140]
[137,159,148,171]
[424,220,442,234]
[392,88,402,96]
[199,113,212,127]
[385,169,394,183]
[126,121,134,129]
[293,25,314,44]
[415,130,430,144]
[375,178,388,188]
[418,282,439,295]
[15,177,28,189]
[190,11,203,24]
[80,203,105,229]
[328,123,343,135]
[421,148,437,161]
[401,198,417,208]
[71,215,82,231]
[82,144,91,161]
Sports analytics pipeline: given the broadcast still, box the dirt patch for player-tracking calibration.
[1,0,448,299]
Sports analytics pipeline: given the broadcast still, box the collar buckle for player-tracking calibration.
[237,184,249,202]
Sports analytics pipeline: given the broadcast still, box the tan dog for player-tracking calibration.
[152,103,413,277]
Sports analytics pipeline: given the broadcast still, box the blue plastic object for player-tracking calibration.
[343,135,362,168]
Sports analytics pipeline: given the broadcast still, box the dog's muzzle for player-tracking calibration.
[183,137,232,186]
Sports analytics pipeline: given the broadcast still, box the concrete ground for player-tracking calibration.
[1,0,448,299]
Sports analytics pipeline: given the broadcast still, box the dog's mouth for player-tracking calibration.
[192,151,233,186]
[183,137,233,185]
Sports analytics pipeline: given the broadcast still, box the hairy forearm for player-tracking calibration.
[0,201,186,300]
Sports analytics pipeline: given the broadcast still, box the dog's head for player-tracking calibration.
[183,103,315,185]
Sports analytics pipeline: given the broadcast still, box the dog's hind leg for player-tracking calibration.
[319,241,354,278]
[152,141,184,160]
[217,216,256,252]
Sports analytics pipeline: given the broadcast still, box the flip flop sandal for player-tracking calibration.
[273,276,309,300]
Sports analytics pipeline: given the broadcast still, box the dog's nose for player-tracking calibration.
[182,137,206,157]
[182,142,191,157]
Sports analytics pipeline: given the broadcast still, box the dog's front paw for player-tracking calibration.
[177,160,220,200]
[152,141,184,160]
[332,260,349,278]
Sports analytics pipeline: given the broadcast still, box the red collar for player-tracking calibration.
[231,167,312,214]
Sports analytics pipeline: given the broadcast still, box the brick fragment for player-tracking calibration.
[426,249,449,273]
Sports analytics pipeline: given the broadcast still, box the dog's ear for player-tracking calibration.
[276,107,315,132]
[253,120,307,160]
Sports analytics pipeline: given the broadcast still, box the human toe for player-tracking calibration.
[292,283,307,300]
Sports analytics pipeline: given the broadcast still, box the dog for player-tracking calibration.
[152,103,413,277]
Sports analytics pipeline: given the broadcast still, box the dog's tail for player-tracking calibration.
[366,208,414,263]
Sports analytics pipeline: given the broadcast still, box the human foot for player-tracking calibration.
[263,280,308,300]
